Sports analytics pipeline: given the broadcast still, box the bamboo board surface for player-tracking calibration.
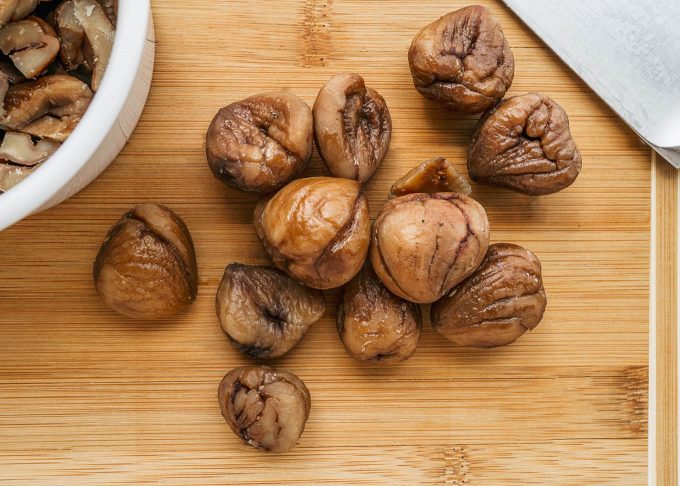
[0,1,657,483]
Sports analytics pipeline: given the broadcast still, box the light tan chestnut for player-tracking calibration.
[338,265,421,364]
[218,366,311,453]
[313,73,391,182]
[431,243,547,348]
[389,157,472,199]
[370,193,489,304]
[254,177,371,289]
[93,204,198,319]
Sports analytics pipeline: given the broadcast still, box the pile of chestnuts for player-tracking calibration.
[92,5,579,454]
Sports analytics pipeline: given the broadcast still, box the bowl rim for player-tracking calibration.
[0,1,152,230]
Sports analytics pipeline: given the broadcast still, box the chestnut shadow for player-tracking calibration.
[417,97,482,149]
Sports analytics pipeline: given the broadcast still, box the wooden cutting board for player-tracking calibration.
[0,1,676,483]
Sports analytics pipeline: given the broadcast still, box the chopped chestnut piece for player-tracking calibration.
[0,131,59,166]
[389,157,472,198]
[218,366,311,453]
[0,162,34,193]
[313,73,391,182]
[432,243,547,348]
[0,1,43,28]
[206,92,314,193]
[254,177,371,290]
[0,74,93,141]
[370,192,489,304]
[408,5,514,113]
[338,265,421,364]
[0,16,60,78]
[468,92,582,195]
[216,263,326,359]
[69,0,114,91]
[93,204,198,320]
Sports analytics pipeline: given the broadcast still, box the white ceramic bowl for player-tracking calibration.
[0,1,155,231]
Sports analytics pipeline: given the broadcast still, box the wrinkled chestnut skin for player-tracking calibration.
[408,5,514,113]
[390,157,472,199]
[218,366,311,453]
[370,193,489,304]
[206,92,313,193]
[216,263,325,359]
[431,243,547,348]
[337,266,421,364]
[313,73,391,182]
[254,177,371,290]
[93,204,198,319]
[468,92,582,195]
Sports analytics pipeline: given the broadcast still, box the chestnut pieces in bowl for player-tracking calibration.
[219,366,311,453]
[216,263,325,359]
[468,92,582,195]
[338,265,421,364]
[254,177,371,290]
[390,157,472,199]
[431,243,547,348]
[370,192,489,304]
[93,204,198,320]
[313,73,392,182]
[408,5,514,113]
[206,92,314,193]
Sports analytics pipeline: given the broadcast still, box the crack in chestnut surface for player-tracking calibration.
[219,366,311,453]
[432,243,547,348]
[468,92,582,195]
[408,5,514,113]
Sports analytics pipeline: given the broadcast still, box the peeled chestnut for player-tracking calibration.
[431,243,547,348]
[370,193,489,304]
[408,5,514,113]
[338,265,421,364]
[206,92,313,193]
[468,92,582,195]
[216,263,325,359]
[389,157,472,199]
[254,177,371,290]
[93,204,198,319]
[218,366,311,453]
[313,73,391,182]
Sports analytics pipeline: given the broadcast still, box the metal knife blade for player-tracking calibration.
[502,0,680,168]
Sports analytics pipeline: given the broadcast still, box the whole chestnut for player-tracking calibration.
[370,193,489,304]
[468,92,582,195]
[206,91,313,193]
[338,265,421,364]
[218,366,311,453]
[431,243,547,348]
[93,204,198,319]
[254,177,371,290]
[408,5,514,113]
[216,263,325,359]
[389,157,472,199]
[313,73,391,182]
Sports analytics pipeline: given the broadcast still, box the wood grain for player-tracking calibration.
[654,154,679,485]
[0,1,653,483]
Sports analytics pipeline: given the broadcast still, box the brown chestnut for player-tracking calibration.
[206,92,313,193]
[338,265,421,364]
[468,92,582,195]
[431,243,547,347]
[313,73,391,182]
[254,177,371,290]
[218,366,311,453]
[370,193,489,304]
[408,5,514,113]
[93,203,198,319]
[216,263,325,359]
[389,157,472,199]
